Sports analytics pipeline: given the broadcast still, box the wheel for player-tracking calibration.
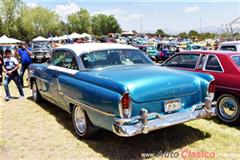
[72,105,97,139]
[32,80,42,102]
[216,94,240,125]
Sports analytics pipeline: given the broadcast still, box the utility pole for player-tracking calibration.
[199,18,203,33]
[140,17,142,33]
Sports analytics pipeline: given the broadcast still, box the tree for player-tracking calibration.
[19,6,60,41]
[188,30,199,38]
[0,0,24,37]
[67,9,92,33]
[91,14,121,35]
[178,32,188,39]
[155,29,167,37]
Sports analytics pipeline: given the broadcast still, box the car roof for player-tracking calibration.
[219,41,240,45]
[180,50,240,57]
[56,43,138,56]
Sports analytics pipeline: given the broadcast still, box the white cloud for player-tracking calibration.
[27,2,38,8]
[184,6,200,13]
[53,2,80,21]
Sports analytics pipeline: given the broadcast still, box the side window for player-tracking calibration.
[51,51,65,67]
[198,55,206,69]
[64,52,78,70]
[219,45,237,51]
[164,54,200,69]
[205,55,223,72]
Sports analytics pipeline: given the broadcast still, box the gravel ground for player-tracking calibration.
[0,81,240,160]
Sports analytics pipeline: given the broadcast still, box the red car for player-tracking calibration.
[163,51,240,125]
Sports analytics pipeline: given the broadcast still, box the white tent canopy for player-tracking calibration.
[69,32,82,39]
[32,36,48,42]
[80,33,92,38]
[0,35,22,44]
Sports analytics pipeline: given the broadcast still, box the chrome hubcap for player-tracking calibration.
[219,97,239,120]
[32,83,37,100]
[74,106,86,134]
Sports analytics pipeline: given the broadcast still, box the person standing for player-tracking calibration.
[15,43,32,87]
[0,49,3,85]
[3,49,24,101]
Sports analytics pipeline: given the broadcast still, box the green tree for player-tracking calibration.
[67,9,92,33]
[91,14,121,35]
[155,29,167,37]
[0,0,24,37]
[19,6,60,41]
[178,32,188,39]
[188,30,199,38]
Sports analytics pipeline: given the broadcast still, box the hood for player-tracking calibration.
[92,65,201,103]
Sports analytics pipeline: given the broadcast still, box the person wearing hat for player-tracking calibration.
[3,49,24,101]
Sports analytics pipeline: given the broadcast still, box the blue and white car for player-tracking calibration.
[29,43,215,139]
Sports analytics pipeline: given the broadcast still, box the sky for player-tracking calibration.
[24,0,240,34]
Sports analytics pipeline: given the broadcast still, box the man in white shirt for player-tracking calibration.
[3,49,24,101]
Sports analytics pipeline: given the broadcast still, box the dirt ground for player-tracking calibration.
[0,81,240,160]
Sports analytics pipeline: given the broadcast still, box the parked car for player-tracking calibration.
[186,44,208,51]
[0,45,17,56]
[163,51,240,125]
[145,46,160,62]
[218,41,240,52]
[29,43,215,139]
[31,42,52,63]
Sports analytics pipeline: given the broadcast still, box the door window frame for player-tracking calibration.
[203,54,224,73]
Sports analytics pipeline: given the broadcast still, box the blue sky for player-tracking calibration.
[24,0,240,34]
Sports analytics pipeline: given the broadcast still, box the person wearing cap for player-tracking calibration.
[3,49,24,101]
[15,43,32,87]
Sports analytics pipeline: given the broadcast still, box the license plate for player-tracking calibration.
[164,99,181,113]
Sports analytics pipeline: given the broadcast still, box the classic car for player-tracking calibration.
[185,44,207,51]
[145,46,160,62]
[31,42,52,63]
[217,41,240,52]
[29,43,215,139]
[163,51,240,125]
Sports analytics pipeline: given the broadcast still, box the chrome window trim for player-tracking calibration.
[203,54,224,73]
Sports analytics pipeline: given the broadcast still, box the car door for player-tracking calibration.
[42,50,65,106]
[56,51,79,110]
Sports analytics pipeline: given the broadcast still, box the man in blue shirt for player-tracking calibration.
[15,43,32,87]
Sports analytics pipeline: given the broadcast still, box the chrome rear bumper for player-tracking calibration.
[112,98,216,137]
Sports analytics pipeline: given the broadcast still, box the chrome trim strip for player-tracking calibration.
[217,86,240,92]
[63,95,115,117]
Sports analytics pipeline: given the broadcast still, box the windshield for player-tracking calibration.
[81,49,152,69]
[147,46,156,50]
[33,43,51,49]
[232,56,240,67]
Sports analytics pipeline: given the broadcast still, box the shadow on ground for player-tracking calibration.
[32,98,212,160]
[211,117,240,131]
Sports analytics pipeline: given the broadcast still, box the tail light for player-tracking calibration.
[119,92,132,118]
[208,81,215,100]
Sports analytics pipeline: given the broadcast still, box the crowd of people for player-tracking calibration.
[0,43,32,101]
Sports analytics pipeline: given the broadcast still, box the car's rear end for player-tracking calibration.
[95,65,216,137]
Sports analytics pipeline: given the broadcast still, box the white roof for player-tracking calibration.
[56,43,138,56]
[220,41,240,45]
[32,36,48,42]
[0,35,22,44]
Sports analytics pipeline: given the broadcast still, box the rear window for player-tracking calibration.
[219,45,237,51]
[232,56,240,67]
